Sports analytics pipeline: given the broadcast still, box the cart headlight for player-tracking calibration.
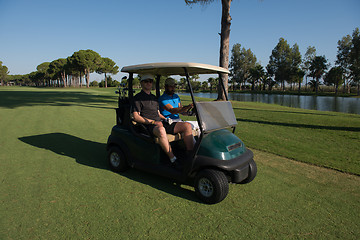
[227,142,242,151]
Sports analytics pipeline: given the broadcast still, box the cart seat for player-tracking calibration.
[132,120,197,143]
[155,129,198,143]
[155,132,182,143]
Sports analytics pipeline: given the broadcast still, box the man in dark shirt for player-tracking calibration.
[132,74,178,164]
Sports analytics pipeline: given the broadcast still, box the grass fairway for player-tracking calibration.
[230,101,360,175]
[1,87,359,239]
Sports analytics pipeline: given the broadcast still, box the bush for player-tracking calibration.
[99,76,120,87]
[90,81,99,87]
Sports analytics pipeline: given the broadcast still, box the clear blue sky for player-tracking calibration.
[1,0,359,81]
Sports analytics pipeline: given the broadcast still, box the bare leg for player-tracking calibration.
[153,125,175,159]
[173,122,194,151]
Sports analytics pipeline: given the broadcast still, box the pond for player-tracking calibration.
[179,92,360,115]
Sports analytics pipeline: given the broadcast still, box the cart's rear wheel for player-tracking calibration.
[194,169,229,204]
[241,159,257,184]
[108,146,128,172]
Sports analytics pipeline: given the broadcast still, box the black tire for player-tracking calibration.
[107,146,128,172]
[194,169,229,204]
[241,159,257,184]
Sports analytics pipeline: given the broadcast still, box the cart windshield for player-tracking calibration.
[196,101,237,132]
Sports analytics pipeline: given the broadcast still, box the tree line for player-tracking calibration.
[1,27,359,95]
[165,27,360,95]
[228,27,360,95]
[1,49,119,88]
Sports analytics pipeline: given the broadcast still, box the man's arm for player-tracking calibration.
[133,111,157,125]
[133,111,164,129]
[162,103,193,114]
[158,111,166,120]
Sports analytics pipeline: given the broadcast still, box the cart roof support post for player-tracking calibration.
[128,73,134,100]
[183,67,205,176]
[155,75,161,98]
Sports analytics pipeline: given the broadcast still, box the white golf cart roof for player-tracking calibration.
[121,62,230,76]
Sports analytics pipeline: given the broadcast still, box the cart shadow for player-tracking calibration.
[18,133,200,203]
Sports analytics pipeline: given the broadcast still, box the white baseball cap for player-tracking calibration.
[140,74,154,82]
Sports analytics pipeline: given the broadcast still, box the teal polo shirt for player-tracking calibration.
[159,92,181,119]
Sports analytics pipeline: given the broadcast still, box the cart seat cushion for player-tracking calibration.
[132,120,196,143]
[155,129,198,143]
[155,133,182,143]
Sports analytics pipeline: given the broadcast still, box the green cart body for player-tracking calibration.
[107,62,257,204]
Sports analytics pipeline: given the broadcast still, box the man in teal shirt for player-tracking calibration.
[159,78,195,152]
[159,78,193,119]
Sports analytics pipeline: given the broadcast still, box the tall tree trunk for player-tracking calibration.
[61,71,66,87]
[86,69,90,88]
[335,83,338,95]
[105,73,108,88]
[316,78,319,95]
[79,71,82,88]
[217,0,231,100]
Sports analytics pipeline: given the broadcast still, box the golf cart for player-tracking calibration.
[107,62,257,204]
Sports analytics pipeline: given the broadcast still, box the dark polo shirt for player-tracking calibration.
[133,90,161,121]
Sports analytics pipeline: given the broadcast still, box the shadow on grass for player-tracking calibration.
[0,90,116,109]
[237,118,360,132]
[18,133,200,203]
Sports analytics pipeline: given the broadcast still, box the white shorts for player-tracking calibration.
[172,118,200,136]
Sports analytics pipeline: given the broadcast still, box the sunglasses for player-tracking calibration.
[143,79,153,83]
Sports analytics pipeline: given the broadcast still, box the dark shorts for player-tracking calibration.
[163,121,177,134]
[145,121,177,136]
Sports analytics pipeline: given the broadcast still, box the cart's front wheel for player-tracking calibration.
[108,146,128,172]
[194,169,229,204]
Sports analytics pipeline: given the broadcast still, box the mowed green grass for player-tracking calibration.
[231,100,360,175]
[1,87,359,239]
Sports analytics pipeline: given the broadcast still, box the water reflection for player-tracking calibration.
[179,92,360,114]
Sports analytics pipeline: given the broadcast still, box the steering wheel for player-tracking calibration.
[186,106,195,116]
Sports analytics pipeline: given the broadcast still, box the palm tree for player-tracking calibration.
[295,69,305,93]
[186,0,231,100]
[308,79,317,92]
[301,46,316,92]
[324,66,344,95]
[310,56,328,94]
[249,64,265,91]
[179,77,187,90]
[207,77,217,92]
